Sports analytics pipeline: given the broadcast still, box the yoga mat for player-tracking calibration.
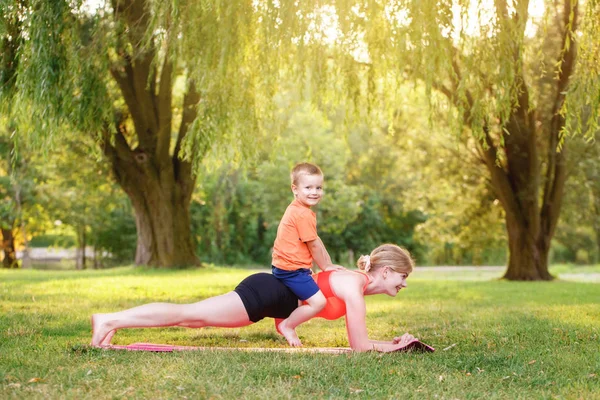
[104,340,434,353]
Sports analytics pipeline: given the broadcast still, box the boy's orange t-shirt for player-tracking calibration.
[271,199,318,271]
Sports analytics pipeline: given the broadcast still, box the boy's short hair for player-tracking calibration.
[291,162,323,185]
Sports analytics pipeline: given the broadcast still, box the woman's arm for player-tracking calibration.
[369,333,417,346]
[333,273,407,352]
[345,301,408,352]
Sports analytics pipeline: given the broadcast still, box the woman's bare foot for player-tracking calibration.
[91,314,113,347]
[277,320,302,347]
[101,329,116,346]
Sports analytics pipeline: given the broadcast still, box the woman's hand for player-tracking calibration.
[392,333,417,347]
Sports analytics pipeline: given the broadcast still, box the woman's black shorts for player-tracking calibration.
[234,273,299,322]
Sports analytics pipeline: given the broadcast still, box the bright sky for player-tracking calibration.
[81,0,105,14]
[82,0,546,43]
[451,0,546,38]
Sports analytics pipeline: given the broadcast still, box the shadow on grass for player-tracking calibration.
[0,265,265,284]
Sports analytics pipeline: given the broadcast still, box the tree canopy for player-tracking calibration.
[1,0,598,277]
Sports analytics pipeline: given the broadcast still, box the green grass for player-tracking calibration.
[1,266,599,399]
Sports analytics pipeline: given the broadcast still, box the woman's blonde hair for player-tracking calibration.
[356,244,414,275]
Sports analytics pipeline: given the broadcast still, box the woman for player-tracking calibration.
[92,244,419,352]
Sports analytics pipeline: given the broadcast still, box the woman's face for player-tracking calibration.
[382,267,408,297]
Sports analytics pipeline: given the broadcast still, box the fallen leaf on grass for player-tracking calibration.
[8,383,21,389]
[4,374,18,382]
[528,360,536,365]
[117,387,135,397]
[438,375,444,382]
[349,387,364,394]
[443,344,457,351]
[27,378,43,383]
[589,374,597,378]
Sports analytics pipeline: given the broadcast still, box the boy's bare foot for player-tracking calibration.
[274,319,284,336]
[91,314,113,347]
[278,320,302,347]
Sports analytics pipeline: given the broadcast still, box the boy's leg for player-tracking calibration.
[278,290,326,346]
[274,318,284,335]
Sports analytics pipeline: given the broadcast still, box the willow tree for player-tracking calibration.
[1,0,279,266]
[262,0,599,280]
[3,0,598,273]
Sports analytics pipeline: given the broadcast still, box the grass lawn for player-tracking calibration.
[1,265,599,399]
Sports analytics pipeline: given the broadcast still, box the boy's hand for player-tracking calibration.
[325,264,346,272]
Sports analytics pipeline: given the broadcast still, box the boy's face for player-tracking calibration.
[292,174,324,208]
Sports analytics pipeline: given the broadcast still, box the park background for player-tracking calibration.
[1,1,599,277]
[1,0,599,398]
[0,0,599,277]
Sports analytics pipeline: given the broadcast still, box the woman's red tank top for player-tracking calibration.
[304,270,370,320]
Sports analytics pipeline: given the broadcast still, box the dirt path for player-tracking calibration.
[417,266,600,282]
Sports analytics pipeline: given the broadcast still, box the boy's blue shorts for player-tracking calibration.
[272,266,320,301]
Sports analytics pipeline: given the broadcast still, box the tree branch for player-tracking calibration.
[541,0,579,240]
[431,81,453,101]
[173,80,200,201]
[431,50,530,232]
[100,116,134,163]
[479,127,529,230]
[109,58,149,142]
[494,0,530,38]
[156,28,174,163]
[112,0,159,153]
[432,75,525,229]
[100,113,153,194]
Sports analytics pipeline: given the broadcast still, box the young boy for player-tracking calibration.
[271,162,342,346]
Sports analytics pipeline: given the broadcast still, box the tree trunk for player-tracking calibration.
[14,183,31,269]
[480,106,558,281]
[97,0,202,268]
[93,246,100,269]
[76,226,86,270]
[592,192,600,263]
[115,161,199,267]
[103,134,200,268]
[1,227,19,268]
[131,189,197,267]
[596,226,600,264]
[503,218,553,280]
